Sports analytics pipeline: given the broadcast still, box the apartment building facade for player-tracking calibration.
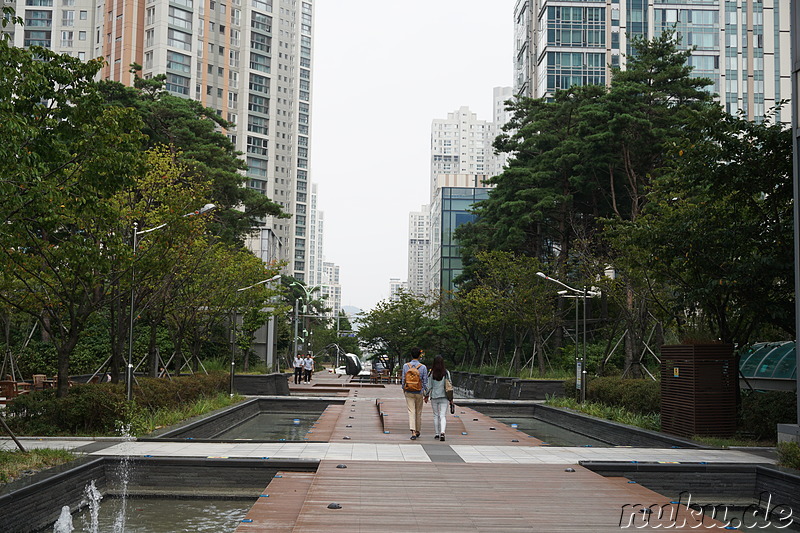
[514,0,791,122]
[9,0,316,280]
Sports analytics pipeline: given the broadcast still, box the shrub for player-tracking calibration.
[5,371,229,436]
[776,441,800,471]
[565,376,661,414]
[738,390,797,441]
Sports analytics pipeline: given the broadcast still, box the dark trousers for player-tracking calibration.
[294,367,303,384]
[303,368,312,382]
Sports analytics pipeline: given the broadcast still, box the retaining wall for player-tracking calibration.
[460,401,705,449]
[450,371,564,400]
[582,461,800,515]
[0,456,317,533]
[233,373,291,395]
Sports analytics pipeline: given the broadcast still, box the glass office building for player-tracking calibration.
[428,187,490,297]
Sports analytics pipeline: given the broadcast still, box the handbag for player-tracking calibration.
[444,374,454,403]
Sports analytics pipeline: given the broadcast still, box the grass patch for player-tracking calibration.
[132,392,244,436]
[0,448,76,484]
[691,436,776,448]
[545,395,661,432]
[776,441,800,471]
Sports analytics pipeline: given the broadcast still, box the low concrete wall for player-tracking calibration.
[152,397,343,440]
[582,461,800,515]
[233,373,290,395]
[450,371,565,400]
[0,457,106,533]
[0,456,317,533]
[459,400,705,448]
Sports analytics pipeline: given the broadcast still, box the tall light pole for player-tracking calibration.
[230,274,281,395]
[289,281,318,357]
[537,272,599,403]
[128,203,215,402]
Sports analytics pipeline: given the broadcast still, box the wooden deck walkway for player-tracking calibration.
[235,371,733,531]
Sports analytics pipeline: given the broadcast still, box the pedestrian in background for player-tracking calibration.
[303,353,314,383]
[424,355,453,441]
[293,354,304,384]
[401,347,428,440]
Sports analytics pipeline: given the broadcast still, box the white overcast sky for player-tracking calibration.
[310,0,516,312]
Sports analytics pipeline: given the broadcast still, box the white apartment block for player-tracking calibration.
[320,260,341,320]
[389,278,408,302]
[514,0,791,123]
[429,105,502,201]
[8,0,316,281]
[407,206,430,297]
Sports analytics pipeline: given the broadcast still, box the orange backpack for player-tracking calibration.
[404,362,422,392]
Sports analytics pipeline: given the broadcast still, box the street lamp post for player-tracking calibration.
[537,272,599,403]
[230,274,281,396]
[127,203,215,402]
[289,282,318,357]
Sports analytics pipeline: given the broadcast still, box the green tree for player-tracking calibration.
[0,44,144,396]
[609,105,793,345]
[358,292,438,371]
[99,70,287,245]
[457,84,609,265]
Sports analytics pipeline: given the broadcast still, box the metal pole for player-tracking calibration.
[582,287,587,404]
[230,309,236,396]
[792,0,800,427]
[575,294,580,402]
[293,299,300,357]
[127,223,138,403]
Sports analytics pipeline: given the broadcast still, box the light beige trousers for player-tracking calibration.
[404,391,424,432]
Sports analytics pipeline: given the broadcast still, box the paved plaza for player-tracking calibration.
[0,372,783,531]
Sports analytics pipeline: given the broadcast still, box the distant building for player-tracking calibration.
[389,278,408,302]
[4,0,319,280]
[408,88,511,301]
[513,0,791,122]
[320,261,342,320]
[428,187,490,297]
[407,207,430,297]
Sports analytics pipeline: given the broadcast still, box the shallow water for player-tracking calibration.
[214,411,319,440]
[71,498,251,532]
[493,416,610,447]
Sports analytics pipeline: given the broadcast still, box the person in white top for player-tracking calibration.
[424,355,453,441]
[303,354,314,383]
[293,354,304,384]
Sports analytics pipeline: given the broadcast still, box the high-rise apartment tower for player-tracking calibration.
[9,0,316,280]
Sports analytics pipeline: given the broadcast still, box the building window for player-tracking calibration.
[247,136,268,156]
[24,29,51,46]
[166,50,191,73]
[60,30,73,46]
[168,6,192,30]
[250,52,270,72]
[249,72,268,94]
[25,10,52,27]
[251,11,271,32]
[165,73,190,95]
[167,28,192,51]
[247,157,268,177]
[247,115,268,134]
[248,93,268,114]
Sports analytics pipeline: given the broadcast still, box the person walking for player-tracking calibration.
[401,347,428,440]
[303,354,314,383]
[424,355,453,441]
[293,354,304,385]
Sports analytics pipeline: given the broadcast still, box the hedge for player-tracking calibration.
[4,371,228,436]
